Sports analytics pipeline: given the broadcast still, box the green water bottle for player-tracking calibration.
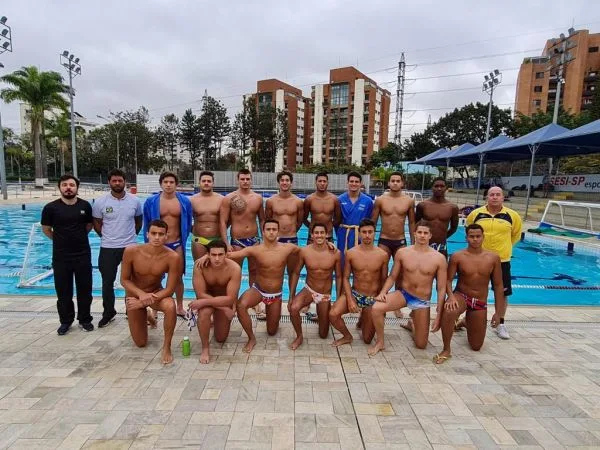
[182,336,191,357]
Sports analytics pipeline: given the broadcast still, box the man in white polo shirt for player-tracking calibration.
[93,169,143,328]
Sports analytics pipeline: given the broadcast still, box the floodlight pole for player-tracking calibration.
[0,15,14,200]
[60,51,82,178]
[478,69,502,205]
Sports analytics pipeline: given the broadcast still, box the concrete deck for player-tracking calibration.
[1,296,600,449]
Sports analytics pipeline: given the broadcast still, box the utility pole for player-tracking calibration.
[394,53,406,155]
[202,89,208,170]
[60,50,82,177]
[134,135,138,178]
[0,15,14,201]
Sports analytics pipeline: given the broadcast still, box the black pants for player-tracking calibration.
[53,255,93,325]
[98,247,125,319]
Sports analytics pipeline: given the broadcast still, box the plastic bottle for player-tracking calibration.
[182,336,191,357]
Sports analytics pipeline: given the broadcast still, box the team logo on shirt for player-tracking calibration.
[80,210,86,215]
[105,207,114,214]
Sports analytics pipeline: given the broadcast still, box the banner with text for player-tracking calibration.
[501,174,600,193]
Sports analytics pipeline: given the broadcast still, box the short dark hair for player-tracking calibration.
[199,170,214,181]
[359,218,376,230]
[415,219,432,230]
[389,171,403,180]
[207,240,227,252]
[107,168,126,181]
[237,168,251,178]
[310,222,327,234]
[277,170,293,183]
[58,174,80,187]
[159,171,179,184]
[148,219,168,231]
[315,172,328,180]
[347,171,362,182]
[432,177,446,186]
[263,218,279,229]
[466,223,484,234]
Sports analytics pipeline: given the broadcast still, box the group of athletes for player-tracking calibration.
[41,167,522,366]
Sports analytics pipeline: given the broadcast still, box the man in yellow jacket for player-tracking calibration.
[466,186,522,340]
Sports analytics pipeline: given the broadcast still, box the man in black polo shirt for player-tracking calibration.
[41,174,94,335]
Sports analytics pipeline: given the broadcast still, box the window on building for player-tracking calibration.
[365,93,369,101]
[589,46,599,53]
[330,83,349,106]
[534,86,543,93]
[533,99,542,108]
[258,93,272,105]
[535,72,544,79]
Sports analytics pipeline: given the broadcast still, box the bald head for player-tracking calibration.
[487,186,504,209]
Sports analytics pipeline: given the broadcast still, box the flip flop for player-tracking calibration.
[256,313,267,321]
[305,312,318,322]
[454,319,464,331]
[433,353,452,365]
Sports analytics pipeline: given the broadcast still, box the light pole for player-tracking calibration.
[60,50,81,177]
[475,69,502,204]
[0,15,14,201]
[97,114,126,169]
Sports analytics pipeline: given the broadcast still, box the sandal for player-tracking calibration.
[433,353,452,365]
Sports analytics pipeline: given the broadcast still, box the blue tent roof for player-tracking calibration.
[544,119,600,151]
[413,147,449,164]
[445,135,513,165]
[490,123,570,160]
[425,142,475,166]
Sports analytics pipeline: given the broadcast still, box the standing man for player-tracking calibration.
[220,168,265,286]
[432,224,504,364]
[303,172,341,243]
[369,221,447,354]
[229,220,299,353]
[121,220,180,365]
[415,178,459,257]
[41,174,94,335]
[372,172,415,258]
[337,172,374,264]
[265,171,303,245]
[143,171,193,317]
[190,171,223,261]
[288,223,342,350]
[466,186,521,340]
[93,168,143,328]
[190,240,242,364]
[329,219,389,347]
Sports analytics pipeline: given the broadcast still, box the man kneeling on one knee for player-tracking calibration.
[120,219,182,365]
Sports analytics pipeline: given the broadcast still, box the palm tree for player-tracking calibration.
[46,112,84,175]
[1,66,70,186]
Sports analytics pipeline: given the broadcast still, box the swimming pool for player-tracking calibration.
[1,202,600,306]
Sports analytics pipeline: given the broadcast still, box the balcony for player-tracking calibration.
[584,72,598,82]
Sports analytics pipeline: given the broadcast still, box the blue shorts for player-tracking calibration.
[401,289,431,310]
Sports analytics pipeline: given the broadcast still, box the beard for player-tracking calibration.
[62,192,76,199]
[111,186,125,193]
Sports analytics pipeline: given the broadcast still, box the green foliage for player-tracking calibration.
[513,108,593,136]
[588,79,600,121]
[231,97,257,166]
[198,95,231,170]
[404,172,435,191]
[295,163,366,175]
[369,143,402,168]
[178,109,201,174]
[155,113,180,170]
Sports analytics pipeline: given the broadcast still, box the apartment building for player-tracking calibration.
[310,67,391,167]
[515,29,600,116]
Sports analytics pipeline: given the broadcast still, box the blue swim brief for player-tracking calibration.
[165,239,183,251]
[401,289,431,310]
[230,236,259,248]
[351,288,376,308]
[278,236,298,245]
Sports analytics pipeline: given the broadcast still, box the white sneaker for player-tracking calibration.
[496,324,510,340]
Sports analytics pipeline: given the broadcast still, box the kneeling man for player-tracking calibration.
[369,220,446,355]
[120,219,182,364]
[190,240,242,364]
[432,224,504,364]
[288,223,342,350]
[329,218,389,347]
[230,219,299,353]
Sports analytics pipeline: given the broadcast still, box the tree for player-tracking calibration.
[1,66,69,185]
[178,109,201,175]
[155,113,180,170]
[369,142,402,168]
[198,95,231,170]
[588,79,600,121]
[231,97,257,167]
[252,103,287,172]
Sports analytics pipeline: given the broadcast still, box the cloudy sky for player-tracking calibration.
[0,0,595,141]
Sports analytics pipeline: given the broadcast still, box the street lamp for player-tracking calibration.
[96,114,126,169]
[0,15,13,200]
[60,50,82,178]
[475,69,502,204]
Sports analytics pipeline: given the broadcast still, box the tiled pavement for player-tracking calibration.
[1,297,600,449]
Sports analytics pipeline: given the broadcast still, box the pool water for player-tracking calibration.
[1,202,600,306]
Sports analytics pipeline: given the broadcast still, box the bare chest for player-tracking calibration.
[160,198,181,218]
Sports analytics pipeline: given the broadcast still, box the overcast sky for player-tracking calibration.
[0,0,595,141]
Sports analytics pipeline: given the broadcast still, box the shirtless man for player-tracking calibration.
[229,219,299,352]
[415,178,459,257]
[372,172,415,258]
[190,240,242,364]
[190,171,224,261]
[432,224,504,364]
[143,171,192,316]
[120,220,181,364]
[288,223,342,350]
[329,218,389,347]
[220,168,265,286]
[368,220,447,355]
[303,172,341,243]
